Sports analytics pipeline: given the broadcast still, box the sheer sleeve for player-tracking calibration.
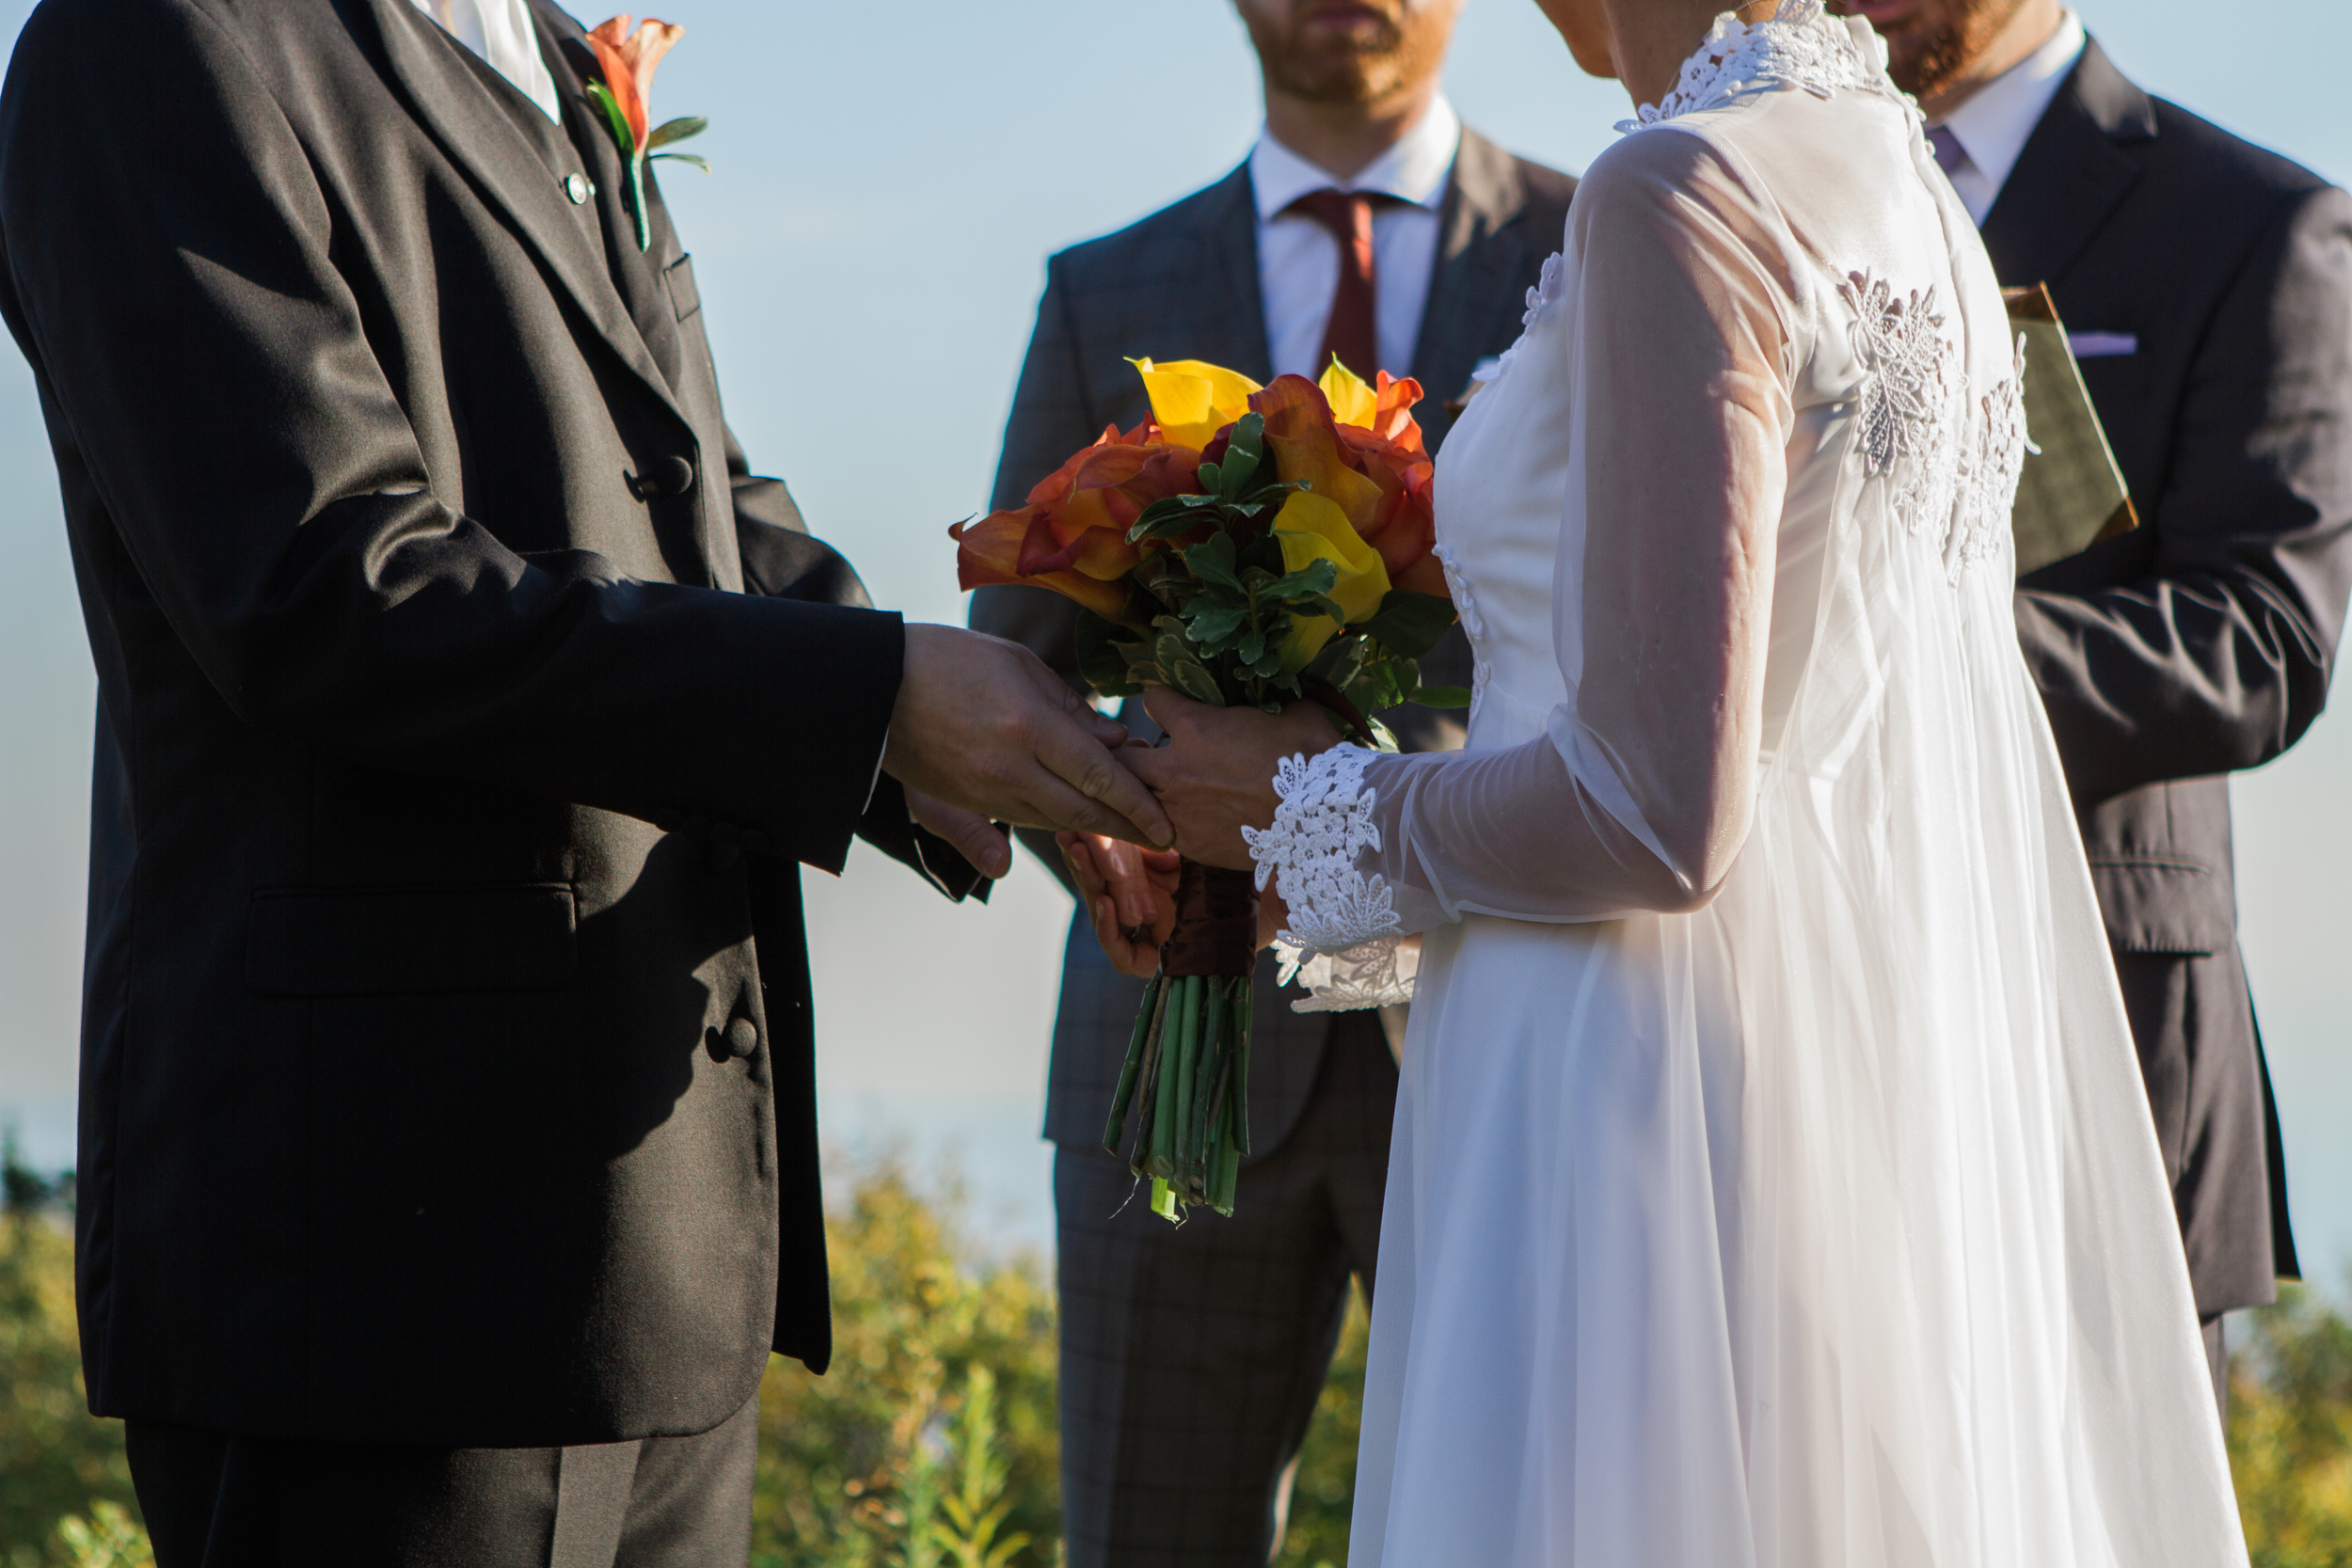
[1246,131,1797,997]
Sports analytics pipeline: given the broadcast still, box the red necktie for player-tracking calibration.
[1286,188,1398,381]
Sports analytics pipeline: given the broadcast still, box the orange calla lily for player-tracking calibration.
[1250,375,1447,599]
[1316,360,1427,451]
[585,15,685,152]
[952,421,1204,626]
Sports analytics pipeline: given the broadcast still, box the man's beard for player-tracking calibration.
[1879,0,2026,100]
[1245,8,1447,105]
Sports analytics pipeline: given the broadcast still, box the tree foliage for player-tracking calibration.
[2232,1280,2352,1567]
[13,1143,2344,1568]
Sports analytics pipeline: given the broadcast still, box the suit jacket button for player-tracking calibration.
[723,1017,759,1059]
[654,455,695,496]
[564,172,593,205]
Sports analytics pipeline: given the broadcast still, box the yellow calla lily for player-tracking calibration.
[1272,490,1391,674]
[1317,357,1380,431]
[1131,358,1263,450]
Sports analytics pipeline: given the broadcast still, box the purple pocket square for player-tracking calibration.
[2069,331,2137,358]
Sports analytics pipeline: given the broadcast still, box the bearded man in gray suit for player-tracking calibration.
[1838,0,2352,1416]
[972,2,1574,1562]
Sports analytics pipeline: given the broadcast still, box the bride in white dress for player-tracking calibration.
[1115,0,2249,1561]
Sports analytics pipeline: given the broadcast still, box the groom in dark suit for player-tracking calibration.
[1842,0,2352,1412]
[0,0,1170,1560]
[973,1,1573,1560]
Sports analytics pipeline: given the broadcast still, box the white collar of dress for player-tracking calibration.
[1619,0,1896,133]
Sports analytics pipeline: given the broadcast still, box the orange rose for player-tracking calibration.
[1251,375,1445,599]
[952,421,1203,626]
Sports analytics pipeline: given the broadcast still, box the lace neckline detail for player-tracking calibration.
[1617,0,1891,133]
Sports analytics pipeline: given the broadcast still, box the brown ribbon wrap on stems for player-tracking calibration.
[1158,860,1260,978]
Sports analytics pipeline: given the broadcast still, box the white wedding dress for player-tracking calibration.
[1244,7,2249,1564]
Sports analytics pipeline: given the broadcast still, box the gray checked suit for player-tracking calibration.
[974,130,1576,1568]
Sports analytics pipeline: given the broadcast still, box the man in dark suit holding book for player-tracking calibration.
[972,1,1573,1560]
[1840,0,2352,1414]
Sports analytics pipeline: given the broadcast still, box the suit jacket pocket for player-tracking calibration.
[2087,860,2233,956]
[663,255,701,323]
[246,884,577,996]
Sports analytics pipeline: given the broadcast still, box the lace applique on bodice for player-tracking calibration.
[1618,0,1892,133]
[1841,273,1949,476]
[1840,268,2027,578]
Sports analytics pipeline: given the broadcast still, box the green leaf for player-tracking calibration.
[647,115,708,149]
[1225,411,1265,483]
[1356,589,1458,657]
[1196,460,1222,495]
[1170,656,1226,705]
[1074,611,1145,699]
[650,152,712,174]
[1126,493,1223,544]
[1264,558,1340,602]
[1303,631,1367,692]
[1181,531,1242,592]
[1184,597,1248,644]
[582,80,637,164]
[1414,684,1473,708]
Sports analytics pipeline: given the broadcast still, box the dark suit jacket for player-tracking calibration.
[1996,40,2352,1316]
[974,131,1576,1156]
[0,0,976,1448]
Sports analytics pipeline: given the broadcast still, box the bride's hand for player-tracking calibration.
[1126,689,1341,871]
[1060,830,1182,978]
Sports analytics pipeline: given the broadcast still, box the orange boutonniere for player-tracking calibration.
[582,15,709,250]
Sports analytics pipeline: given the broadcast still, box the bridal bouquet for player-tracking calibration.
[954,359,1461,1218]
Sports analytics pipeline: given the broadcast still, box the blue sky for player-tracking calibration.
[2,0,2347,1265]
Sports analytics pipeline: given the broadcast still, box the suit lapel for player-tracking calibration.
[1413,130,1533,442]
[1191,165,1274,383]
[530,0,695,395]
[1979,39,2155,290]
[358,0,687,424]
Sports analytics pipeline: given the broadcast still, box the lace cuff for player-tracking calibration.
[1278,935,1420,1013]
[1242,746,1402,958]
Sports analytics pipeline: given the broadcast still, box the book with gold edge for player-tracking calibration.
[2004,283,2138,576]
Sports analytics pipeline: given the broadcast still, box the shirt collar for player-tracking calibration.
[1934,10,2087,201]
[1249,95,1462,223]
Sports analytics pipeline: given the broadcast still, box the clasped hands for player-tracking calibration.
[1061,690,1342,979]
[881,626,1340,974]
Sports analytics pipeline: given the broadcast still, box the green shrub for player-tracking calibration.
[0,1207,136,1568]
[13,1146,2352,1568]
[751,1161,1060,1568]
[1277,1285,1368,1568]
[2232,1279,2352,1567]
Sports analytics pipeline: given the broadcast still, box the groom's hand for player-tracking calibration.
[884,626,1173,847]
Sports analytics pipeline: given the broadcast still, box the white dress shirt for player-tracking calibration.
[1249,97,1461,382]
[411,0,564,124]
[1932,10,2087,225]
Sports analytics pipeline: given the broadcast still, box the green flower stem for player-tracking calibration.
[1149,977,1190,1180]
[1102,974,1163,1152]
[1233,986,1253,1158]
[1185,983,1226,1195]
[1168,980,1202,1186]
